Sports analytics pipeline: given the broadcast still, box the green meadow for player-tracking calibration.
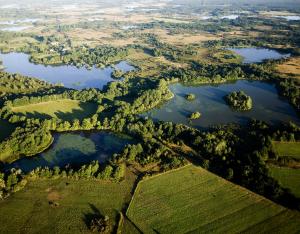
[269,166,300,198]
[127,165,300,233]
[0,170,136,234]
[273,141,300,159]
[11,100,97,121]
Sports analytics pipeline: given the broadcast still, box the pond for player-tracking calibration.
[143,80,300,129]
[273,15,300,21]
[0,52,135,90]
[6,131,134,172]
[228,48,290,63]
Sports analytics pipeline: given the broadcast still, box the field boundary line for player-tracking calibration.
[140,163,193,182]
[125,164,192,232]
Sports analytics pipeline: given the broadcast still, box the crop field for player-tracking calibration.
[269,165,300,198]
[11,100,97,121]
[126,165,300,233]
[272,141,300,158]
[0,170,136,234]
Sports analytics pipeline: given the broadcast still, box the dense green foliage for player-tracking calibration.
[185,93,196,101]
[0,124,53,162]
[189,111,201,120]
[225,91,253,111]
[278,79,300,112]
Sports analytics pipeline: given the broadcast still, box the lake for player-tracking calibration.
[0,52,135,90]
[143,80,300,129]
[273,15,300,21]
[228,48,290,63]
[6,131,134,172]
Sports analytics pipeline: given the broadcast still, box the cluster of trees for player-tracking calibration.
[0,169,27,199]
[27,160,126,181]
[189,111,201,120]
[0,160,126,199]
[0,71,56,95]
[163,62,244,84]
[114,139,185,170]
[162,61,279,85]
[28,40,129,68]
[0,124,53,163]
[185,93,196,101]
[141,33,196,61]
[225,91,253,111]
[277,79,300,113]
[139,21,227,34]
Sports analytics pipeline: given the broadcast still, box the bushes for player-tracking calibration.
[185,93,196,101]
[0,169,27,199]
[225,91,253,111]
[277,79,300,112]
[189,111,201,120]
[0,160,128,199]
[0,124,53,162]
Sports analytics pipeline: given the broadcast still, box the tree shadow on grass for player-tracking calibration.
[20,111,53,120]
[54,102,97,121]
[83,203,104,227]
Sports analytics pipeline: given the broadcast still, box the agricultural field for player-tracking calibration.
[127,165,300,233]
[269,166,300,198]
[272,141,300,158]
[0,169,136,233]
[11,100,97,121]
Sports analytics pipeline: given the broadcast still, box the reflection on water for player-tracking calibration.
[273,15,300,21]
[228,48,290,64]
[143,80,300,129]
[6,132,134,172]
[0,52,135,90]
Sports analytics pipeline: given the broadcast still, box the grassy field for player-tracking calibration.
[276,57,300,80]
[11,100,97,121]
[269,165,300,198]
[126,165,300,233]
[273,141,300,158]
[0,170,136,234]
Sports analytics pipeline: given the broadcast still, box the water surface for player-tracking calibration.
[221,15,239,20]
[6,131,134,172]
[228,48,290,63]
[0,52,135,90]
[0,26,31,32]
[273,15,300,21]
[144,81,300,129]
